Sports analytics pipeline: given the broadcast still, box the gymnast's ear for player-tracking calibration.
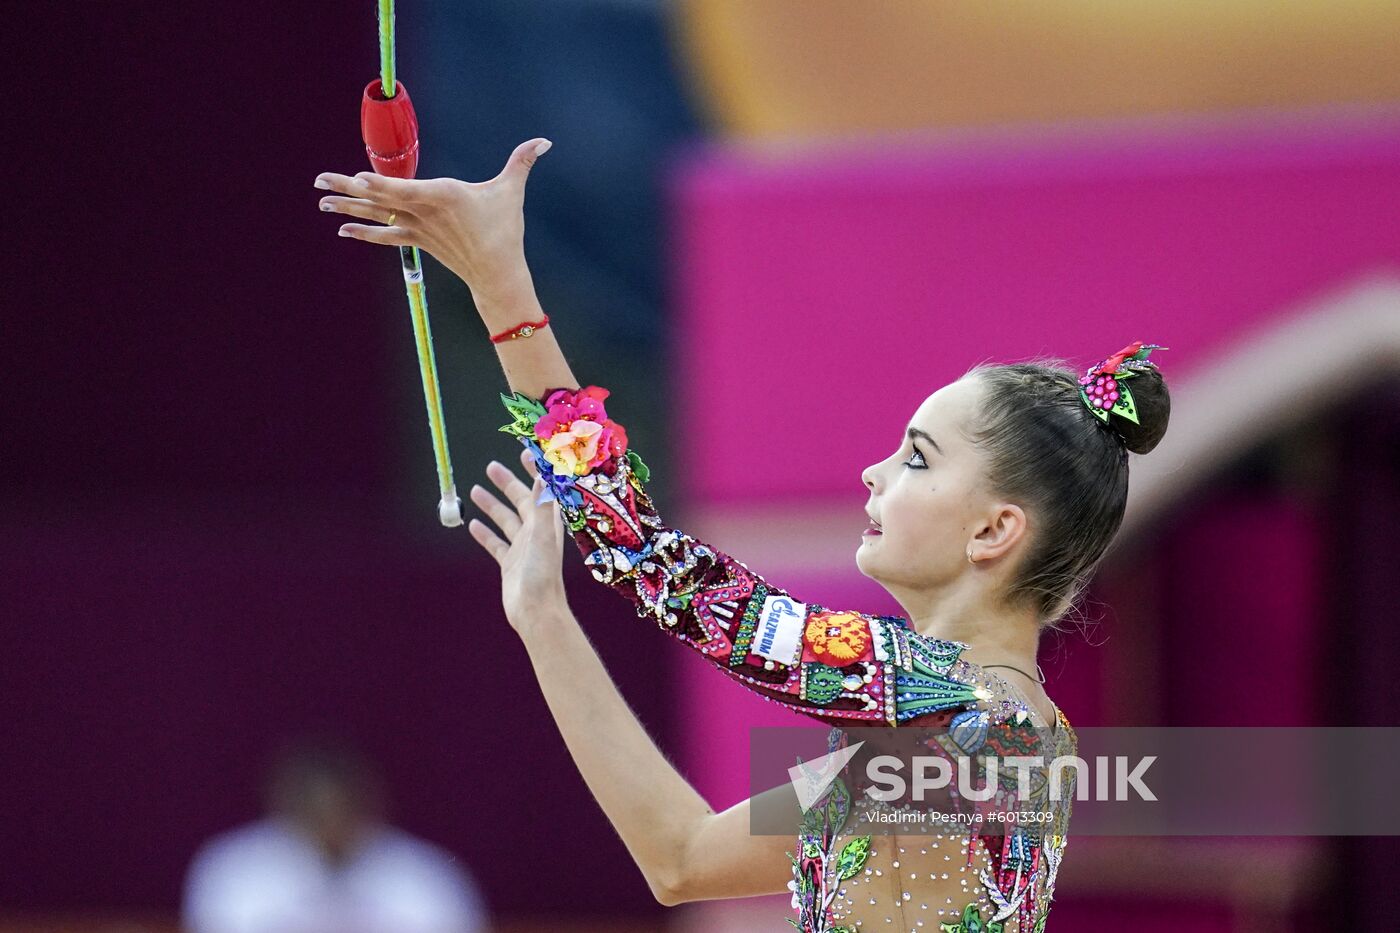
[494,137,552,188]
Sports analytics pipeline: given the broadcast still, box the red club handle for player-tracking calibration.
[360,79,420,179]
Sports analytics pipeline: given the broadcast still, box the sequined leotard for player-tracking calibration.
[500,386,1077,931]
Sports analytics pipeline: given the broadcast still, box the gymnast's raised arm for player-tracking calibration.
[314,137,578,400]
[314,141,988,730]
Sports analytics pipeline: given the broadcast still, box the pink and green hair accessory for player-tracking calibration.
[1076,340,1168,425]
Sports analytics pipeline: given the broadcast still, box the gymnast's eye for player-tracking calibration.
[904,447,928,469]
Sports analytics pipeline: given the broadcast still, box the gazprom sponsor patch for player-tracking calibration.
[748,595,806,666]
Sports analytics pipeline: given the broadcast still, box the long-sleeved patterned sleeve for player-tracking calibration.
[499,385,993,728]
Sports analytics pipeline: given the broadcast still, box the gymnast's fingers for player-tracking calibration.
[520,476,563,541]
[485,459,534,510]
[319,195,417,227]
[314,171,436,205]
[336,222,414,246]
[314,172,380,197]
[467,518,508,564]
[529,478,563,535]
[355,171,439,203]
[469,483,521,541]
[519,447,540,478]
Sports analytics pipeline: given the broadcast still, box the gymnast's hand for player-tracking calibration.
[313,137,553,298]
[467,447,569,633]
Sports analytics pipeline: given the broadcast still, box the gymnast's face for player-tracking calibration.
[857,377,1010,590]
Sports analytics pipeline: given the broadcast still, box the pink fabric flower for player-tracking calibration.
[534,386,627,475]
[544,419,605,475]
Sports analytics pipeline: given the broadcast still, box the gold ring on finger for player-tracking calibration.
[386,210,398,225]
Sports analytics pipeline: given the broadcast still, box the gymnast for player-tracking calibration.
[314,137,1171,932]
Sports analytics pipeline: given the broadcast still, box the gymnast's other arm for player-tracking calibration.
[466,446,796,905]
[315,152,796,899]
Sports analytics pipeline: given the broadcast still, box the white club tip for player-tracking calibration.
[438,496,464,527]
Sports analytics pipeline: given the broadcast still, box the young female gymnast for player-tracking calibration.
[315,138,1171,932]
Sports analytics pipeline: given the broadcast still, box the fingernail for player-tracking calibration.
[314,178,331,189]
[337,227,351,237]
[352,178,370,191]
[533,139,552,157]
[319,202,333,211]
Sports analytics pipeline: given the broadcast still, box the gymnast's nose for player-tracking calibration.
[862,461,881,494]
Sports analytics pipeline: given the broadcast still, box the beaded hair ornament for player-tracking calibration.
[1077,340,1168,431]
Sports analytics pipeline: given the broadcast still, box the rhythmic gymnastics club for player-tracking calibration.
[359,0,462,527]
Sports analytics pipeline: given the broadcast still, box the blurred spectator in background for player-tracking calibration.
[182,736,488,933]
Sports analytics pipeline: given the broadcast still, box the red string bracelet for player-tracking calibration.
[489,315,550,343]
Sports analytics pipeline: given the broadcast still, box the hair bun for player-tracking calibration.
[1076,343,1172,455]
[1110,365,1170,454]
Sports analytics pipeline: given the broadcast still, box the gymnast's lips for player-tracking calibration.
[863,517,882,537]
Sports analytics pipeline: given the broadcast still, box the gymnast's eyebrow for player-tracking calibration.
[906,427,944,456]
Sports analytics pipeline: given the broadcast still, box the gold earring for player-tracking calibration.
[966,549,975,564]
